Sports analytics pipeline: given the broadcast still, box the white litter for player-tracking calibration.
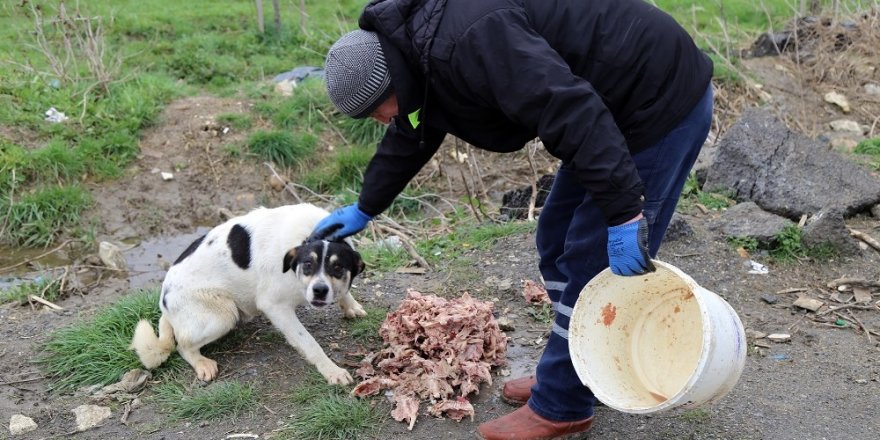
[747,260,769,275]
[160,172,174,181]
[44,107,68,123]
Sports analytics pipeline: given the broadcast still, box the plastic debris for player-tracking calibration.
[160,172,174,181]
[44,107,68,123]
[747,260,769,274]
[272,66,324,84]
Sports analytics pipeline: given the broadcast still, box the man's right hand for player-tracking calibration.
[312,204,372,241]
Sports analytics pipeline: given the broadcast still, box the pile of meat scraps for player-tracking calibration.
[523,279,551,305]
[352,289,508,430]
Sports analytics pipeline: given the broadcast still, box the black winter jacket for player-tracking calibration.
[356,0,713,225]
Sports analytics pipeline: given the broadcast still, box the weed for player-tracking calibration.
[38,288,186,391]
[216,113,253,130]
[348,306,388,343]
[0,275,61,305]
[769,225,804,263]
[679,172,734,212]
[247,130,316,167]
[854,137,880,170]
[727,236,759,252]
[153,378,256,421]
[284,371,382,440]
[528,303,554,324]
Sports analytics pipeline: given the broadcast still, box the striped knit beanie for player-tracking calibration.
[324,30,393,119]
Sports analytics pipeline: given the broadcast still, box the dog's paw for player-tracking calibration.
[320,365,353,385]
[194,358,218,381]
[341,301,367,319]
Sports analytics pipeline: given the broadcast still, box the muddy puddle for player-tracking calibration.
[0,229,209,292]
[122,228,209,289]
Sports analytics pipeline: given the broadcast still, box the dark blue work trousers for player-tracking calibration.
[528,85,714,421]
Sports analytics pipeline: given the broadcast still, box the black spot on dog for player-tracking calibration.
[173,235,206,265]
[161,285,171,309]
[227,224,252,269]
[207,238,215,246]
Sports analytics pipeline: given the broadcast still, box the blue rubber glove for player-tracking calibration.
[607,217,656,276]
[312,204,372,241]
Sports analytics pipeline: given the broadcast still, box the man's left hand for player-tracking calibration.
[607,216,656,276]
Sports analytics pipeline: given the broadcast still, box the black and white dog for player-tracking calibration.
[130,203,365,384]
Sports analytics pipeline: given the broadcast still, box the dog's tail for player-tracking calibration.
[130,315,176,369]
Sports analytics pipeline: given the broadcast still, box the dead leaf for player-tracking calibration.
[853,287,873,304]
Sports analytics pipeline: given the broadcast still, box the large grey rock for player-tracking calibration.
[663,212,695,242]
[802,208,860,257]
[711,202,794,245]
[704,108,880,219]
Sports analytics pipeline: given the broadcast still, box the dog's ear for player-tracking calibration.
[354,253,365,278]
[282,248,297,273]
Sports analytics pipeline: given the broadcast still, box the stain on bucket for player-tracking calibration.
[601,302,617,326]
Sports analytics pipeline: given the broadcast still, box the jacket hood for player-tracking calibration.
[359,0,447,117]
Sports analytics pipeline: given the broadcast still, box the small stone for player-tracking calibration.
[496,316,515,332]
[9,414,38,436]
[829,136,859,153]
[760,294,778,305]
[865,83,880,96]
[767,333,791,342]
[824,91,851,113]
[160,172,174,181]
[98,241,128,272]
[72,405,111,432]
[793,296,824,312]
[269,174,287,191]
[746,330,767,339]
[829,119,862,133]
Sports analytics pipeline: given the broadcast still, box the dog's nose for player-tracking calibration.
[312,284,329,299]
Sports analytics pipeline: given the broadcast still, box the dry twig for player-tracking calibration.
[850,229,880,253]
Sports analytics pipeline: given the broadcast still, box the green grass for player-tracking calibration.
[418,219,537,266]
[0,275,62,305]
[247,130,317,167]
[37,288,187,391]
[300,145,375,194]
[0,184,92,247]
[282,371,382,440]
[153,378,257,421]
[347,306,388,343]
[216,112,253,130]
[854,137,880,170]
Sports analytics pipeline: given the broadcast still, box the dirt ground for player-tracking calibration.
[3,24,880,439]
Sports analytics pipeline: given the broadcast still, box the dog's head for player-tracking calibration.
[282,240,365,308]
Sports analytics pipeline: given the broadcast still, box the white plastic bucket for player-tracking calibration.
[568,260,746,414]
